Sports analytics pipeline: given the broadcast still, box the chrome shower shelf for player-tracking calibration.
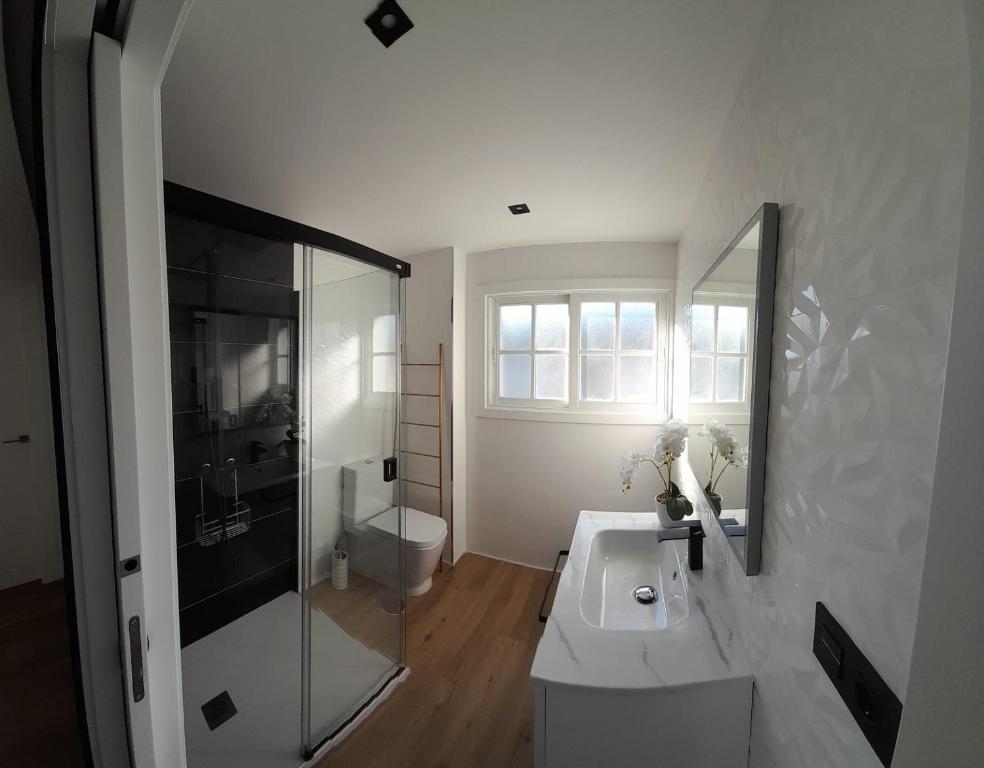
[196,461,252,546]
[196,500,252,547]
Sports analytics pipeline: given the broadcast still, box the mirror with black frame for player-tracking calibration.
[688,203,778,575]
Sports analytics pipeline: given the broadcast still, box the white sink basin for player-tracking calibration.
[579,528,689,631]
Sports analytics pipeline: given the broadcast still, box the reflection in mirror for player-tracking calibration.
[688,205,778,575]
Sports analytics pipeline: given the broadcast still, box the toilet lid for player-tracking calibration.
[369,506,447,549]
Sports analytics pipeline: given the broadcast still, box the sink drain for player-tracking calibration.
[633,585,658,605]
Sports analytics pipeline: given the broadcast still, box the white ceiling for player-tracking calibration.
[162,0,770,258]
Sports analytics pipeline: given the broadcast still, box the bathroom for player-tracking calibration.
[5,0,982,767]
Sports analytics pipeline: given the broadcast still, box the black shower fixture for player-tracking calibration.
[508,203,531,215]
[365,0,414,48]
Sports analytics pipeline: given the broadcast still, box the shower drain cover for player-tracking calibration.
[201,690,238,731]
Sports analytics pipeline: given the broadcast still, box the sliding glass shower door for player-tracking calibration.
[164,187,406,768]
[299,246,405,755]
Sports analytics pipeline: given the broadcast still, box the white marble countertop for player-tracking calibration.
[530,510,751,691]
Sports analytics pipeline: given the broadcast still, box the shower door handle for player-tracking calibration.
[2,434,29,445]
[383,456,398,482]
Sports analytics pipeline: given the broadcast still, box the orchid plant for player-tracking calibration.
[699,419,748,512]
[620,419,693,521]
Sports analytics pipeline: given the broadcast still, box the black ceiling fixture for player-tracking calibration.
[508,203,531,215]
[365,0,414,48]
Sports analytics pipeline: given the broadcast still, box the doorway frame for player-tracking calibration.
[43,0,195,765]
[47,0,413,764]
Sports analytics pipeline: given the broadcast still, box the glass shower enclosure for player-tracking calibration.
[163,183,407,767]
[299,245,406,755]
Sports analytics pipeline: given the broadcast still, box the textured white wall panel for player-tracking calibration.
[673,1,970,766]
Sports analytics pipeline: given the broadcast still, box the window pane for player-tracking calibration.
[534,354,568,400]
[276,325,291,385]
[499,353,531,399]
[372,314,396,354]
[618,355,656,402]
[535,304,569,351]
[580,302,615,350]
[619,302,656,351]
[372,355,396,393]
[499,304,532,350]
[690,356,712,401]
[717,306,748,353]
[691,305,714,353]
[580,354,614,401]
[715,357,745,402]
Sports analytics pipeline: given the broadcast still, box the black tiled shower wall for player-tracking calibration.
[165,210,300,648]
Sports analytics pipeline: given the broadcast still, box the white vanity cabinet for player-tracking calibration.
[531,511,754,768]
[533,678,751,768]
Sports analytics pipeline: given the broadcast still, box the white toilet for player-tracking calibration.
[342,457,447,596]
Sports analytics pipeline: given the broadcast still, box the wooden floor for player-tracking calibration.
[0,579,85,768]
[317,554,551,768]
[311,569,402,662]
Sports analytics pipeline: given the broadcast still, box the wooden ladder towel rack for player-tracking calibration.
[400,343,448,570]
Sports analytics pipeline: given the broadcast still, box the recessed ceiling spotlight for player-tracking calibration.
[508,203,531,215]
[365,0,414,48]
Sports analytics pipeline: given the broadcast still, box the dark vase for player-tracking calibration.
[657,484,694,522]
[704,486,723,516]
[283,437,299,461]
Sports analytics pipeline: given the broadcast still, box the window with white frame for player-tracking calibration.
[371,313,397,393]
[689,293,752,411]
[486,289,670,418]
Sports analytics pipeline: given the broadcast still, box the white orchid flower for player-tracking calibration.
[701,418,750,493]
[652,418,688,461]
[698,418,719,438]
[715,434,739,461]
[621,420,690,496]
[700,418,734,442]
[619,452,643,492]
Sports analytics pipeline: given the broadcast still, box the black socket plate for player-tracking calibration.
[813,602,902,766]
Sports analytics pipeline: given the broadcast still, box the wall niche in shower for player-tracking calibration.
[165,201,300,647]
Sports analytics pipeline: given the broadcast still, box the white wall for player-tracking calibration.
[894,1,984,763]
[466,242,677,570]
[451,248,467,562]
[672,1,970,766]
[0,12,62,585]
[402,248,454,561]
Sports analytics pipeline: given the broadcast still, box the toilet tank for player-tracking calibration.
[342,458,391,525]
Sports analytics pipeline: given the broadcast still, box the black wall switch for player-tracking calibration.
[813,603,902,766]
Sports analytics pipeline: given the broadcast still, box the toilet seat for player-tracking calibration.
[368,506,447,549]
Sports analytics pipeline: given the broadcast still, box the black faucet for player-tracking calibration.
[248,440,268,464]
[688,522,705,571]
[656,521,706,571]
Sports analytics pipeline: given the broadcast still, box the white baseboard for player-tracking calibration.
[464,549,554,572]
